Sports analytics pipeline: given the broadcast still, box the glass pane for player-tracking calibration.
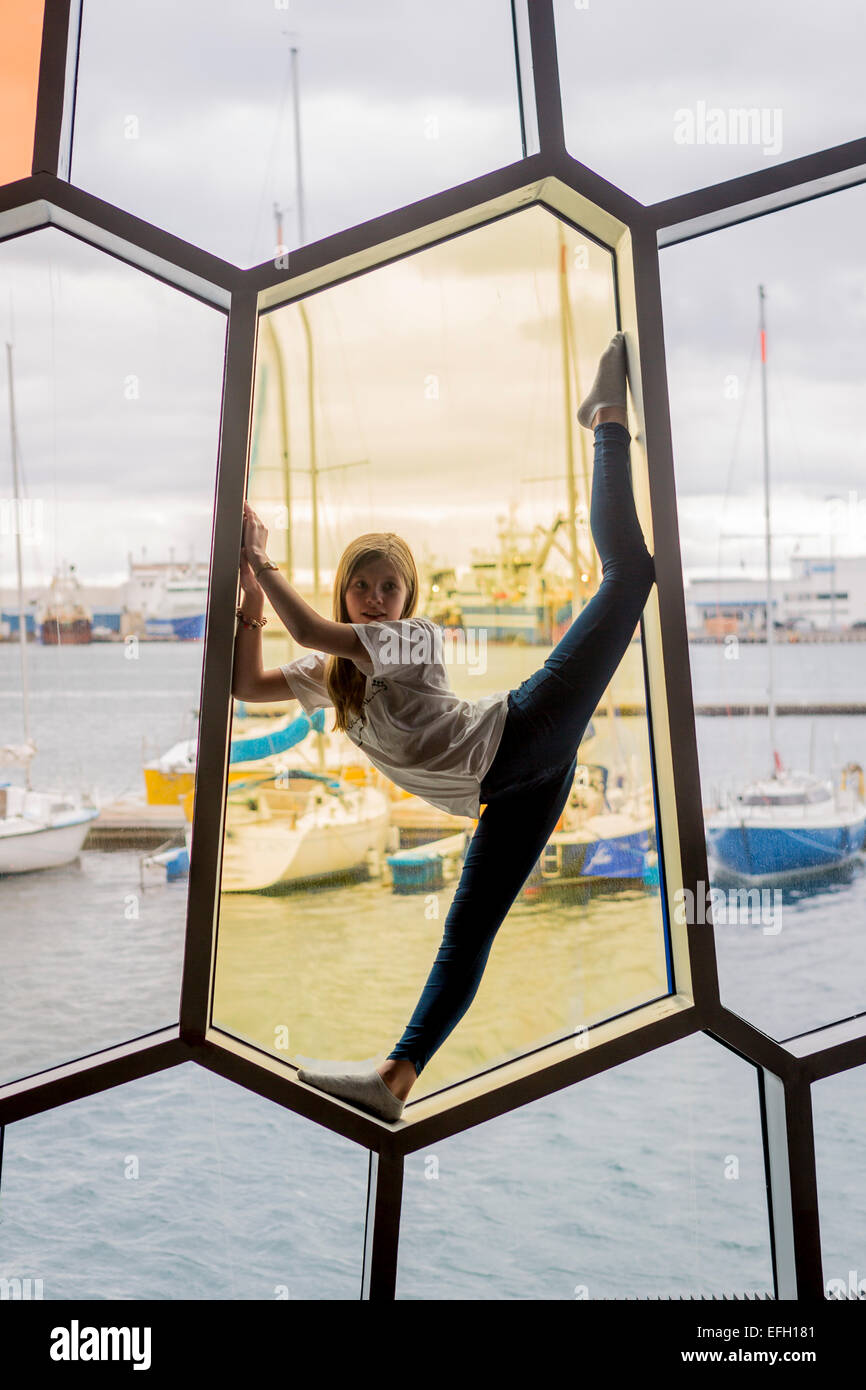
[0,0,45,185]
[553,0,866,205]
[71,0,522,268]
[397,1033,772,1298]
[0,227,225,1085]
[813,1068,866,1299]
[216,203,669,1106]
[0,1064,366,1297]
[659,181,866,1040]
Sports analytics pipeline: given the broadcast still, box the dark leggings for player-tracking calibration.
[386,422,656,1076]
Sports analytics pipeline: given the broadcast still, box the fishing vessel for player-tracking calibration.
[124,551,208,641]
[423,504,576,645]
[1,342,100,873]
[523,759,658,893]
[37,560,92,644]
[705,286,866,884]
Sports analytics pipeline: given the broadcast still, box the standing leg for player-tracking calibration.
[294,762,575,1121]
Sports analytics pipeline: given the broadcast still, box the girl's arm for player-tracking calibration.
[252,558,365,660]
[232,555,291,701]
[241,502,366,662]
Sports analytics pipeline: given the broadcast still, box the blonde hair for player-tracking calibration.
[325,533,418,732]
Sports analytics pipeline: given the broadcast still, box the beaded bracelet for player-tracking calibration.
[236,607,267,630]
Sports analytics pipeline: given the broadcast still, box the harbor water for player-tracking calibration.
[1,637,864,1298]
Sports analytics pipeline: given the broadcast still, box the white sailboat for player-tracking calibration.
[705,287,866,884]
[1,341,100,874]
[220,770,391,893]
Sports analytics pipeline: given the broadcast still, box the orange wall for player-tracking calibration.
[0,0,46,184]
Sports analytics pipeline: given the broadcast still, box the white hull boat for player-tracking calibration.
[0,783,100,874]
[1,343,102,874]
[221,774,391,892]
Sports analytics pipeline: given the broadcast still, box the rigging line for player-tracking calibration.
[771,362,812,521]
[323,293,371,524]
[526,264,555,526]
[45,252,88,794]
[711,325,760,747]
[247,37,296,268]
[714,323,760,580]
[320,298,369,567]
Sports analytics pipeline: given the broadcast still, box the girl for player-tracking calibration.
[235,332,655,1123]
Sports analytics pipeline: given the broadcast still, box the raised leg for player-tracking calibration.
[483,421,655,791]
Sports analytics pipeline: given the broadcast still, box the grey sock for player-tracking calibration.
[577,331,628,429]
[296,1065,405,1122]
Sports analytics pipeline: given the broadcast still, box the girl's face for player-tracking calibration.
[344,556,409,625]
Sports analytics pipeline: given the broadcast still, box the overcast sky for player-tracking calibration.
[1,0,865,591]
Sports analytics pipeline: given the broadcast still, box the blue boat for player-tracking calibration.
[704,287,866,885]
[523,763,659,892]
[706,769,866,885]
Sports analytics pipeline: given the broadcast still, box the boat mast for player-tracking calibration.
[555,223,580,605]
[6,341,33,791]
[266,204,293,587]
[758,284,777,769]
[291,46,323,771]
[298,304,319,605]
[557,227,626,770]
[288,44,320,608]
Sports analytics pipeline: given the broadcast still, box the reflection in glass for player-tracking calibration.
[0,0,44,185]
[216,205,668,1102]
[658,181,866,1040]
[72,0,521,267]
[0,227,225,1084]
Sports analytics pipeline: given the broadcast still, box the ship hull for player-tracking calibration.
[707,814,866,883]
[40,618,92,645]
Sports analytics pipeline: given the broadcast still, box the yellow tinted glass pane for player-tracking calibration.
[217,204,669,1106]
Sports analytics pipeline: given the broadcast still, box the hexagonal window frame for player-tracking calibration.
[2,0,866,1303]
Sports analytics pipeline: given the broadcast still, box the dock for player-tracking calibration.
[585,703,866,717]
[84,797,186,849]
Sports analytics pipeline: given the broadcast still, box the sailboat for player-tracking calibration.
[0,342,100,874]
[219,769,391,893]
[705,287,866,885]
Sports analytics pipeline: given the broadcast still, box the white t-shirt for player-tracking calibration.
[280,617,510,818]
